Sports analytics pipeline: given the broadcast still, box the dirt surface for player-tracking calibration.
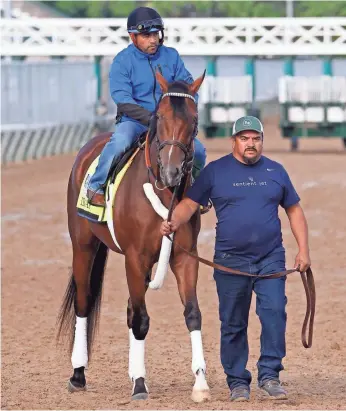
[2,116,346,410]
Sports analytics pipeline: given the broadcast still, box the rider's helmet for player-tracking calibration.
[127,7,164,44]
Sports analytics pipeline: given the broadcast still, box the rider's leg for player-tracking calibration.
[88,121,147,194]
[192,138,207,180]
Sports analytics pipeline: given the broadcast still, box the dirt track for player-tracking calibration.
[2,116,346,410]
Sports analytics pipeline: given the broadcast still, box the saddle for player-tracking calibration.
[76,136,145,223]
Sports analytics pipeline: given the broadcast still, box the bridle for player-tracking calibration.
[145,91,197,190]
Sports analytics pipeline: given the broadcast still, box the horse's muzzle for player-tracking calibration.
[162,165,183,187]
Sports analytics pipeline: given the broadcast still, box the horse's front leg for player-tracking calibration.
[170,252,210,403]
[125,253,152,400]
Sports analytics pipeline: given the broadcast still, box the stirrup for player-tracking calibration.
[86,188,105,207]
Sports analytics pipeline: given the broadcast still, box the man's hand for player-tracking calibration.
[160,220,180,236]
[294,250,311,272]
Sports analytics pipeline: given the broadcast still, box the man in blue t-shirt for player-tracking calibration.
[160,116,311,402]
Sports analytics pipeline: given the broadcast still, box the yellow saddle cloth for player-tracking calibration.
[76,148,140,223]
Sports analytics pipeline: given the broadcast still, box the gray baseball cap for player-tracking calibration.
[232,116,264,136]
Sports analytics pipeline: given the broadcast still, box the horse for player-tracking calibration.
[57,71,211,402]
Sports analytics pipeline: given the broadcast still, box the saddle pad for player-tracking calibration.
[76,148,140,223]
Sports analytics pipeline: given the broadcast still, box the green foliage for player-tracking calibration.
[108,1,137,17]
[42,1,346,18]
[218,1,283,17]
[296,1,346,17]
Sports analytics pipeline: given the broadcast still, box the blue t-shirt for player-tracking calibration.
[186,154,300,261]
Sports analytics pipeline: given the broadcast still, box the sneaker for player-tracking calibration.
[87,189,105,207]
[230,386,250,402]
[259,379,287,400]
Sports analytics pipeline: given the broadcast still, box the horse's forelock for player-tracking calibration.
[167,81,190,95]
[163,81,193,121]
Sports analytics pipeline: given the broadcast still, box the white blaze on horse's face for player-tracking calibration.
[158,113,194,187]
[167,126,175,164]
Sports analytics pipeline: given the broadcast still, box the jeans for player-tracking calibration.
[88,120,207,193]
[213,250,287,390]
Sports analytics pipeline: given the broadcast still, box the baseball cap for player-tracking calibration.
[232,116,263,136]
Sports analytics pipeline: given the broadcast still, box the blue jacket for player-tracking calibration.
[109,43,197,125]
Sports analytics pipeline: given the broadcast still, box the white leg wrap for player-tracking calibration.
[149,234,174,290]
[190,330,206,375]
[193,368,210,392]
[128,329,146,381]
[190,331,210,402]
[71,316,88,369]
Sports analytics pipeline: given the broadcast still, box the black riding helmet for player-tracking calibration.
[127,7,164,44]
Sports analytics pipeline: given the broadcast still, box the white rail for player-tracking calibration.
[1,17,346,56]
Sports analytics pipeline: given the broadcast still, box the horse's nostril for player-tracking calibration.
[166,165,181,177]
[162,165,183,187]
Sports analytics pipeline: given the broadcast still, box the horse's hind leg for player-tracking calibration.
[68,242,96,392]
[59,217,107,393]
[125,254,151,400]
[170,253,210,403]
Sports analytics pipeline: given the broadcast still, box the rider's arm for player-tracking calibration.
[109,58,152,126]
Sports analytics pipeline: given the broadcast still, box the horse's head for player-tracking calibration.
[153,71,205,187]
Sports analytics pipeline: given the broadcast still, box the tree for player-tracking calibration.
[42,1,346,18]
[296,1,346,17]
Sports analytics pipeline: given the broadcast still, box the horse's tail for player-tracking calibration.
[56,242,109,358]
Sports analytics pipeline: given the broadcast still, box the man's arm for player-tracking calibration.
[161,163,213,235]
[285,203,311,272]
[160,198,200,235]
[109,59,151,126]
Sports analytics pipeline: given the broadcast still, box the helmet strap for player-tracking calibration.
[159,29,164,44]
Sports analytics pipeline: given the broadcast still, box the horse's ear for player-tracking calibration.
[156,71,168,93]
[189,70,206,95]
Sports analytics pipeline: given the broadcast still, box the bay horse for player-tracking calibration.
[57,71,210,402]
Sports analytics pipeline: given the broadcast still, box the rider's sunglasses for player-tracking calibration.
[129,18,164,33]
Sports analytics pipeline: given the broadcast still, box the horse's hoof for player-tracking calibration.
[191,389,211,403]
[68,366,86,393]
[68,379,87,393]
[132,392,149,401]
[131,377,149,401]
